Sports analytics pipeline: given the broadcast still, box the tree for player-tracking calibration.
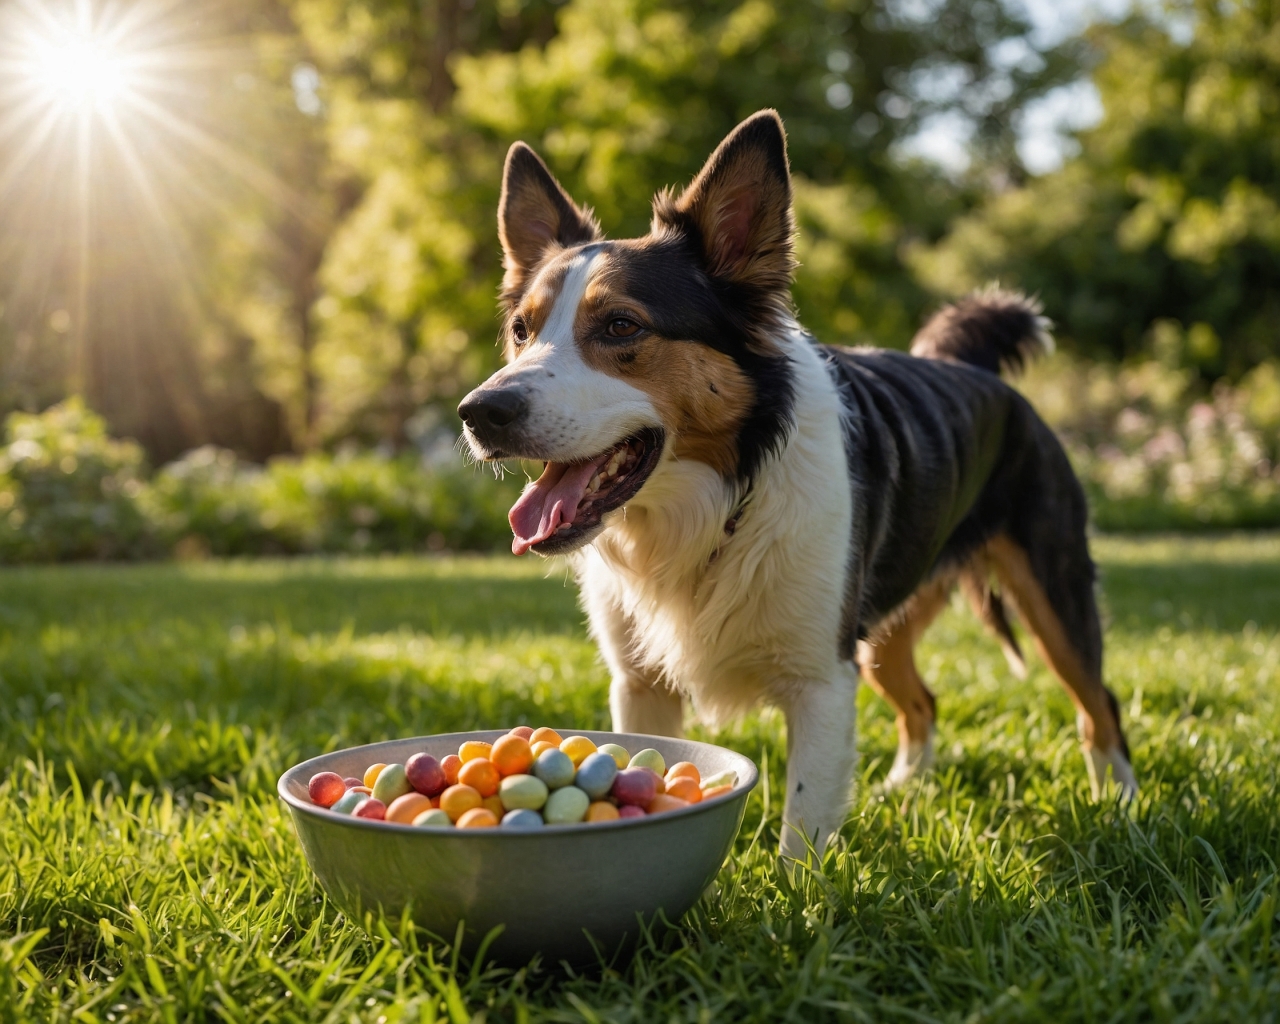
[297,0,1082,447]
[914,0,1280,377]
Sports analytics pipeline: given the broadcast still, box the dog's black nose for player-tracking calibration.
[458,388,528,442]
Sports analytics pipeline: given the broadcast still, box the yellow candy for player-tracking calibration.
[530,740,558,758]
[559,735,597,767]
[459,740,493,763]
[363,763,387,788]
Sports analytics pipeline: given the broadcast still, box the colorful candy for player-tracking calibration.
[574,752,619,800]
[629,748,666,776]
[611,767,658,808]
[543,785,590,824]
[559,735,597,767]
[371,763,413,805]
[458,758,501,797]
[597,743,631,769]
[385,793,428,823]
[405,753,446,796]
[308,772,346,808]
[502,808,544,828]
[532,748,576,790]
[306,731,740,831]
[499,774,549,811]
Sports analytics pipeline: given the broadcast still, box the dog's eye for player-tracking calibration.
[511,319,529,345]
[605,317,641,339]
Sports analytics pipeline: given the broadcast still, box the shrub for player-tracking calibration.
[1019,356,1280,530]
[0,399,154,563]
[143,447,521,557]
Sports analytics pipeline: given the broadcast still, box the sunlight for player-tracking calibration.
[26,31,134,113]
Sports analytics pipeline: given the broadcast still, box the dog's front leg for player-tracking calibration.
[779,661,859,863]
[586,593,684,736]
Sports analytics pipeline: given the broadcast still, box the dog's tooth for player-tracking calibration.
[588,474,601,492]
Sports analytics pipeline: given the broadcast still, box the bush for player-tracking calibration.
[0,402,522,562]
[146,448,521,556]
[1019,356,1280,530]
[0,400,154,562]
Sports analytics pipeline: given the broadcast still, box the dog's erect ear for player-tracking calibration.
[652,110,794,289]
[498,142,601,305]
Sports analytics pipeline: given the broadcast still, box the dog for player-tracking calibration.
[458,109,1137,860]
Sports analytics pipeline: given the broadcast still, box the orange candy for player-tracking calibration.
[439,784,482,822]
[530,740,558,759]
[440,754,463,786]
[646,794,690,815]
[385,793,433,824]
[457,758,501,797]
[508,725,534,740]
[456,807,499,828]
[458,740,493,763]
[701,785,733,800]
[665,776,703,803]
[665,761,701,786]
[491,734,534,777]
[529,727,563,746]
[363,763,387,788]
[586,801,620,822]
[481,794,505,818]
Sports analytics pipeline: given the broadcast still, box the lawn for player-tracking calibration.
[2,536,1279,1022]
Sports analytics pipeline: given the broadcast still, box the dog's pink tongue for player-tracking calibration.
[509,460,600,555]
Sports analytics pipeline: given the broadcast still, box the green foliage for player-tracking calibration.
[0,401,519,562]
[296,0,1081,432]
[918,0,1280,373]
[0,400,153,563]
[1019,354,1280,530]
[1,542,1280,1019]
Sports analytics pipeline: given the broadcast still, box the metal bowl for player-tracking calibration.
[278,730,758,966]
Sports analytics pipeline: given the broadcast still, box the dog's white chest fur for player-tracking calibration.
[573,327,854,723]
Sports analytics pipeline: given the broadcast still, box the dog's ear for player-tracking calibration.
[652,110,794,290]
[498,142,601,305]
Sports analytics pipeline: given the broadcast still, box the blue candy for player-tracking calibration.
[574,751,619,800]
[532,748,576,790]
[501,808,544,829]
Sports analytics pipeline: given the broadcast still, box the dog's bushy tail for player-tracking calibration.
[910,286,1052,377]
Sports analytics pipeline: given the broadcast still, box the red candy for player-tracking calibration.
[508,725,534,740]
[611,768,658,807]
[342,777,363,789]
[308,772,346,808]
[353,798,386,820]
[618,805,646,819]
[405,753,447,796]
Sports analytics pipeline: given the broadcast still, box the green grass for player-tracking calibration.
[2,536,1279,1022]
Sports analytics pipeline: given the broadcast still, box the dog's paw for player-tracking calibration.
[882,732,935,791]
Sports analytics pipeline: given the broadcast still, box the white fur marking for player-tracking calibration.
[487,250,662,461]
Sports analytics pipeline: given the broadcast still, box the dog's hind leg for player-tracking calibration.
[779,660,859,863]
[588,597,685,736]
[985,533,1137,798]
[857,575,952,789]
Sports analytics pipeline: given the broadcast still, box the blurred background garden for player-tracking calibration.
[2,0,1280,561]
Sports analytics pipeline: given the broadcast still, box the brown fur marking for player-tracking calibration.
[574,263,755,477]
[984,534,1124,754]
[858,576,952,748]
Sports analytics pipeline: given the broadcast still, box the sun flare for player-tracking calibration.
[26,31,135,113]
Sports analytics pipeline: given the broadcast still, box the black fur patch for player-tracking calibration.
[598,235,796,485]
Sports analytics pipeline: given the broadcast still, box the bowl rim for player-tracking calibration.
[278,729,759,837]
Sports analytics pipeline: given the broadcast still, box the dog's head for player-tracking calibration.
[459,110,797,556]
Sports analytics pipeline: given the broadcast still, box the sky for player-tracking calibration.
[902,0,1136,175]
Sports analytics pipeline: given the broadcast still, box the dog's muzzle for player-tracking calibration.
[458,386,529,457]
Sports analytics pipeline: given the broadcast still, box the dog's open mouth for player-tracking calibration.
[508,427,665,555]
